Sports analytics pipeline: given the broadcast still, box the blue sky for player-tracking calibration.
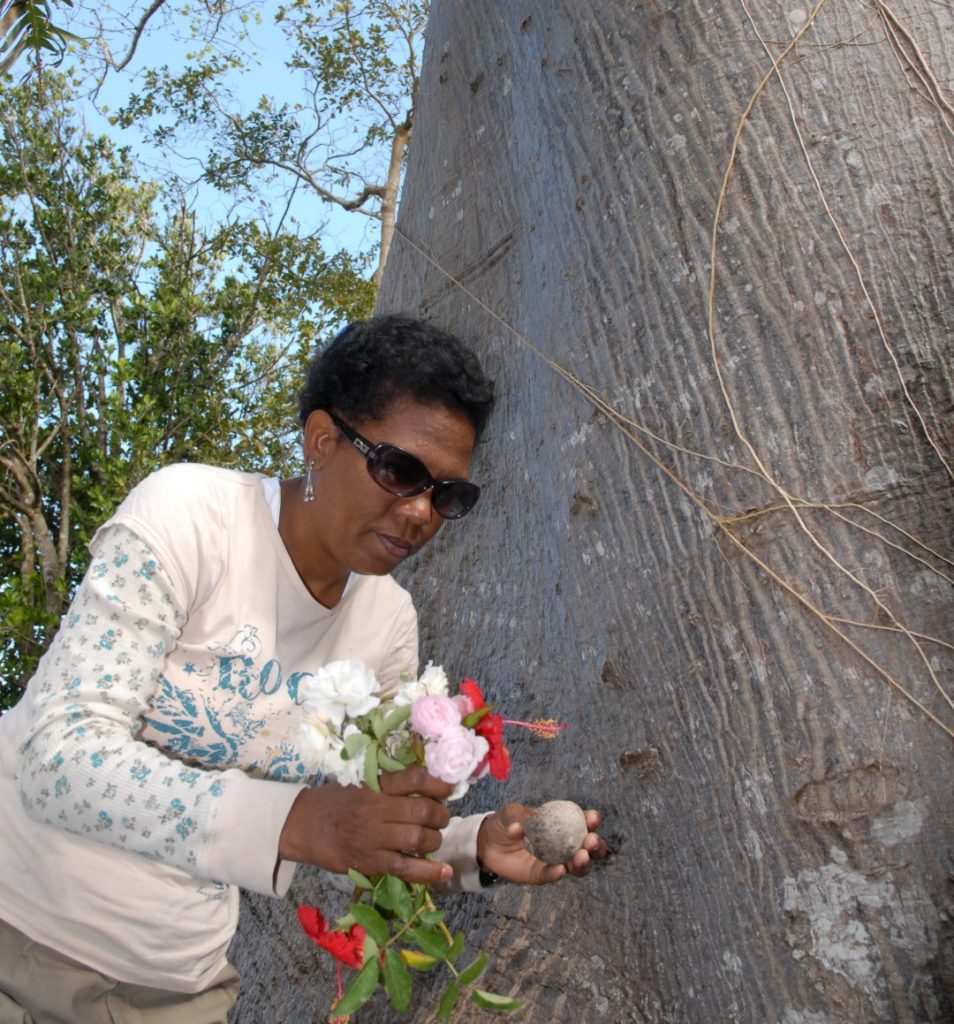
[64,3,378,261]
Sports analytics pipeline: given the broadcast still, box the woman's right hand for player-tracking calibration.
[278,766,455,886]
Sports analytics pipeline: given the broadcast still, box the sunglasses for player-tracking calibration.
[330,413,481,520]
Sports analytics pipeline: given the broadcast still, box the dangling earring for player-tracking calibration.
[303,460,315,503]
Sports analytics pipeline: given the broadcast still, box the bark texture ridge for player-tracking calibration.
[230,2,953,1021]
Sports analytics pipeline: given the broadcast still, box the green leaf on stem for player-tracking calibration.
[350,903,390,945]
[389,735,417,764]
[363,742,381,791]
[347,868,374,890]
[333,956,380,1016]
[436,980,461,1020]
[370,709,386,740]
[399,949,440,971]
[457,953,488,986]
[377,747,408,773]
[470,989,523,1012]
[385,874,414,921]
[383,947,413,1012]
[343,731,371,761]
[447,932,466,964]
[409,925,451,960]
[462,706,494,729]
[418,909,445,926]
[372,886,394,914]
[382,704,412,732]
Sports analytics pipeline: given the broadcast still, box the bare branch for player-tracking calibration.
[109,0,171,71]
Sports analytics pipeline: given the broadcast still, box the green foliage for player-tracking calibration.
[281,0,427,122]
[470,989,523,1013]
[0,1,83,76]
[112,2,428,276]
[382,946,412,1012]
[0,71,373,708]
[437,979,461,1019]
[329,873,522,1019]
[302,705,522,1018]
[334,953,380,1015]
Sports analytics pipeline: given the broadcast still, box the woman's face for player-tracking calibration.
[303,396,478,579]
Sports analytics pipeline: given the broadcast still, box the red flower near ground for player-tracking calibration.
[459,678,511,781]
[297,905,366,969]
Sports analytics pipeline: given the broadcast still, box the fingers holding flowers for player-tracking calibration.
[279,776,453,886]
[294,659,596,1019]
[377,763,455,801]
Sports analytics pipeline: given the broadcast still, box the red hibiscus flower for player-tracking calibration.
[459,677,486,714]
[459,678,511,781]
[297,905,366,969]
[475,710,512,780]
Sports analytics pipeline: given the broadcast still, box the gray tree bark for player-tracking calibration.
[231,2,953,1021]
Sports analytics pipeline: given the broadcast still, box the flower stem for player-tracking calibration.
[423,889,456,947]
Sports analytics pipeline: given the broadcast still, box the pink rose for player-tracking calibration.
[452,694,474,717]
[410,694,462,740]
[424,726,489,784]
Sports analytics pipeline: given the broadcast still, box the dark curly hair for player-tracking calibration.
[298,315,496,439]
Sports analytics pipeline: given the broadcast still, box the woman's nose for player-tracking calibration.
[396,490,434,526]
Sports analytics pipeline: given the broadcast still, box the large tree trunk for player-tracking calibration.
[231,2,953,1021]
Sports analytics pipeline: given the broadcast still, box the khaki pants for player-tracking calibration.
[0,919,240,1024]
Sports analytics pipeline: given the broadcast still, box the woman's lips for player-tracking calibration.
[376,532,413,559]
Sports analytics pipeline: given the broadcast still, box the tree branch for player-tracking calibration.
[109,0,170,71]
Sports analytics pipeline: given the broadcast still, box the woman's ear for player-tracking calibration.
[303,409,339,468]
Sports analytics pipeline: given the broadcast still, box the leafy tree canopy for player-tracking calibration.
[2,1,429,280]
[0,70,374,706]
[0,1,82,75]
[0,2,428,706]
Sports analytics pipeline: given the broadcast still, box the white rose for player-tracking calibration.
[393,660,450,706]
[392,680,426,707]
[301,659,381,729]
[298,713,336,772]
[322,725,366,788]
[418,661,450,695]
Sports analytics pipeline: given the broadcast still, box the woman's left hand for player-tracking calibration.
[475,803,607,885]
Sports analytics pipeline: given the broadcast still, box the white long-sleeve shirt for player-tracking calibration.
[0,464,483,992]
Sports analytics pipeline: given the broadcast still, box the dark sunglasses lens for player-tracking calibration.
[366,443,479,519]
[367,445,430,497]
[432,481,480,519]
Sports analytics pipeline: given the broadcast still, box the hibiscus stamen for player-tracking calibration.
[502,718,569,739]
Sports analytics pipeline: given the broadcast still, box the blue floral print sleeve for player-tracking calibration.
[16,525,231,873]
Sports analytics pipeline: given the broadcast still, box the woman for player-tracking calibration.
[0,315,603,1023]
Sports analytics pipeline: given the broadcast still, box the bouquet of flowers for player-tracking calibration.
[296,659,564,1020]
